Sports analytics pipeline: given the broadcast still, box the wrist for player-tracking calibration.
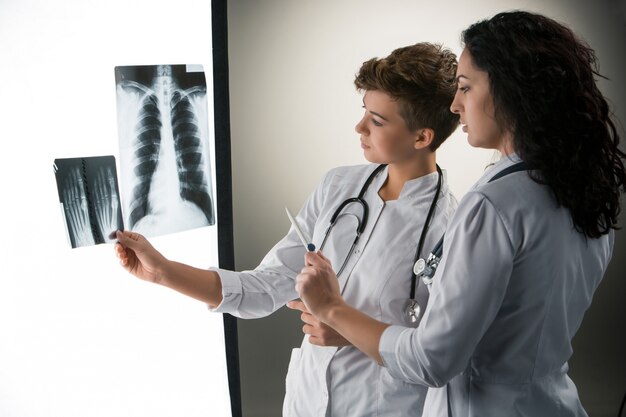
[153,256,172,286]
[321,298,349,327]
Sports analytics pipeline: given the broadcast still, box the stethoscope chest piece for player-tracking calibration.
[413,258,426,276]
[406,299,421,323]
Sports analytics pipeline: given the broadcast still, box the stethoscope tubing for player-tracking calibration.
[409,164,443,300]
[320,164,442,302]
[319,164,386,276]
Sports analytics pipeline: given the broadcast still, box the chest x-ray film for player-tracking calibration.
[53,156,124,248]
[115,64,215,237]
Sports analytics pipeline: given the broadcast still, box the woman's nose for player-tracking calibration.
[450,92,462,114]
[355,116,367,135]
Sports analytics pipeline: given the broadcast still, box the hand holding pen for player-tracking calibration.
[285,207,350,345]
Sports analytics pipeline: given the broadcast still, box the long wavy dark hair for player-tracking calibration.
[462,11,626,238]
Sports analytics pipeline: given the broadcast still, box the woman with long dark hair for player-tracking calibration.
[296,11,626,416]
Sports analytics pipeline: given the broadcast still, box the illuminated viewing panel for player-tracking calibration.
[0,1,236,416]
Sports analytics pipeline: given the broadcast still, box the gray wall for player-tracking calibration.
[226,1,626,416]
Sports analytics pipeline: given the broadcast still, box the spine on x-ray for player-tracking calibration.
[170,90,213,224]
[128,93,162,228]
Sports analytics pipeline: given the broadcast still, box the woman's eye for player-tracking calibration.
[459,86,470,93]
[372,119,383,127]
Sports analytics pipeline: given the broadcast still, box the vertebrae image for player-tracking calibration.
[115,64,215,237]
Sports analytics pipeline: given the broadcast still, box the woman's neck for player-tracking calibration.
[378,154,437,201]
[498,131,516,156]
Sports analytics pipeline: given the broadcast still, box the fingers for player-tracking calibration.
[115,230,142,248]
[286,300,308,313]
[304,251,333,269]
[287,301,319,329]
[302,322,320,336]
[307,334,334,347]
[288,300,321,326]
[115,230,128,246]
[308,336,324,346]
[300,311,319,326]
[114,242,129,266]
[114,241,128,257]
[298,254,336,290]
[316,251,332,265]
[302,322,349,347]
[114,231,135,260]
[303,251,317,266]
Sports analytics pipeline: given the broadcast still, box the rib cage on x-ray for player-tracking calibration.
[130,93,162,228]
[116,65,215,237]
[170,90,214,223]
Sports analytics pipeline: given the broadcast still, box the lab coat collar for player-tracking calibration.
[472,152,522,189]
[374,165,446,201]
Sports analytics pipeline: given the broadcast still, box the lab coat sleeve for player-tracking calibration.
[209,169,332,319]
[379,191,515,387]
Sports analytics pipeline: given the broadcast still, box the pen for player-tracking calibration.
[285,207,316,252]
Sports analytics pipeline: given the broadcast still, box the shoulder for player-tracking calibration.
[324,163,381,179]
[452,171,535,230]
[474,170,555,214]
[451,171,558,251]
[434,169,459,224]
[320,163,383,188]
[444,189,516,255]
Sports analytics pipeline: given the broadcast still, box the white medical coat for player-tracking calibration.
[212,164,457,417]
[380,155,614,417]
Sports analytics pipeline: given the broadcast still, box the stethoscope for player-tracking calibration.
[318,164,443,323]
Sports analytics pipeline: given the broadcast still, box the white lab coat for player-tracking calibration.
[379,155,614,417]
[212,164,457,417]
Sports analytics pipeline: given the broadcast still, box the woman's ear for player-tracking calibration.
[414,128,435,150]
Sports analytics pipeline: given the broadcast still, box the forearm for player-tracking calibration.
[157,260,223,308]
[323,301,390,364]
